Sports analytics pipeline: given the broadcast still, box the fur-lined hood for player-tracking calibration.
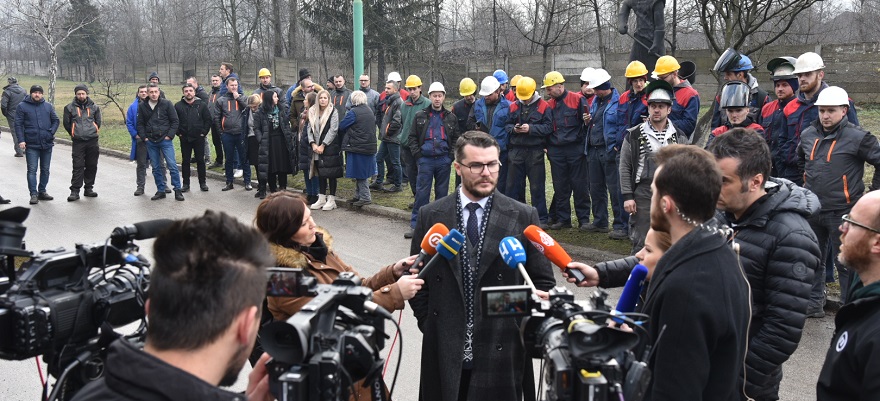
[268,226,333,268]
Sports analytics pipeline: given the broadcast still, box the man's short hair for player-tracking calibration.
[708,128,771,188]
[187,76,199,85]
[333,74,345,80]
[137,84,148,91]
[654,144,722,222]
[147,211,271,351]
[226,77,238,84]
[455,130,500,163]
[211,74,221,79]
[147,83,159,90]
[221,62,234,73]
[387,81,399,91]
[349,90,367,106]
[182,83,195,91]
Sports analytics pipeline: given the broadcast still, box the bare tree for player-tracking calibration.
[699,0,822,56]
[8,0,101,103]
[89,75,127,120]
[505,0,583,71]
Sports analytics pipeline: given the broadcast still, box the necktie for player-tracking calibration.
[466,202,481,245]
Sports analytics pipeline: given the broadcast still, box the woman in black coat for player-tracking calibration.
[254,91,297,199]
[298,92,319,204]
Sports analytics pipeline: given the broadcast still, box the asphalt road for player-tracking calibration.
[0,133,834,400]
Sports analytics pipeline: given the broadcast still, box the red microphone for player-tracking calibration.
[523,225,587,284]
[411,223,449,273]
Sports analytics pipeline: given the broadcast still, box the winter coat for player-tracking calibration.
[218,72,243,97]
[287,84,325,132]
[642,224,750,401]
[451,97,474,135]
[546,90,586,146]
[174,98,212,142]
[669,80,700,142]
[126,97,141,160]
[193,86,209,102]
[379,92,403,143]
[340,104,377,155]
[331,87,352,115]
[63,98,102,141]
[798,116,880,211]
[214,93,247,134]
[617,88,648,138]
[14,96,59,149]
[253,106,297,186]
[469,97,511,152]
[619,121,685,200]
[1,83,27,119]
[760,97,800,184]
[409,106,458,160]
[298,110,313,171]
[253,84,287,110]
[136,98,179,142]
[717,178,821,400]
[586,88,621,154]
[308,105,343,178]
[710,74,770,130]
[398,95,430,146]
[505,96,552,149]
[705,119,765,149]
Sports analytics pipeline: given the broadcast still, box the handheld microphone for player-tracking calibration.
[615,263,648,315]
[411,223,449,273]
[417,229,465,279]
[523,225,586,285]
[499,237,536,293]
[111,219,174,247]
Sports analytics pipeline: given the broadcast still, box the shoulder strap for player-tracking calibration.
[318,108,335,143]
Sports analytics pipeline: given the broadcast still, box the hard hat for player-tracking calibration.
[644,80,674,104]
[479,76,501,96]
[652,56,681,79]
[542,71,565,88]
[719,81,750,109]
[713,48,750,72]
[428,82,446,94]
[387,71,402,82]
[815,86,849,106]
[791,52,825,74]
[624,61,649,78]
[459,78,477,96]
[258,68,271,78]
[729,54,755,72]
[493,69,509,85]
[587,68,612,89]
[405,75,423,88]
[510,74,523,87]
[515,77,537,101]
[767,56,797,80]
[579,67,595,82]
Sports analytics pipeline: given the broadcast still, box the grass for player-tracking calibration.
[5,75,877,257]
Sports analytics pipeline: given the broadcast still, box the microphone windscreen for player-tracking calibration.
[523,225,572,268]
[615,264,649,313]
[132,219,174,240]
[420,223,450,255]
[436,229,465,260]
[499,236,527,269]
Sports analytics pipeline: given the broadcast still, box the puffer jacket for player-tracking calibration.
[214,93,246,134]
[137,98,179,142]
[340,104,377,155]
[63,98,102,141]
[717,178,821,400]
[253,106,297,183]
[14,96,59,149]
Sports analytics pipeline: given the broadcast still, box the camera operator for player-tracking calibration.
[73,211,275,401]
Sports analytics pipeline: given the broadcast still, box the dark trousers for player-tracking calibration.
[629,182,652,254]
[810,209,851,306]
[319,178,337,195]
[506,147,548,223]
[411,155,451,228]
[587,147,626,231]
[6,117,23,156]
[401,146,418,196]
[376,141,401,186]
[268,173,287,191]
[180,137,206,186]
[210,124,223,163]
[70,138,99,191]
[547,144,591,226]
[247,136,264,186]
[496,150,509,194]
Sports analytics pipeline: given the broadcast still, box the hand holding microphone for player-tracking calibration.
[523,225,587,285]
[396,274,424,300]
[410,223,449,273]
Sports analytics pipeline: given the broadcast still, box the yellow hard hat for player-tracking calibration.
[405,75,423,88]
[459,78,477,96]
[652,56,681,78]
[510,74,523,87]
[515,77,537,101]
[624,61,649,78]
[542,71,565,88]
[258,68,271,78]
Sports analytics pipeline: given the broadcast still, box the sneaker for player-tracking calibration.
[385,185,403,193]
[222,183,234,191]
[369,182,383,190]
[174,189,185,201]
[180,185,190,193]
[347,196,360,203]
[352,199,372,207]
[83,189,97,197]
[200,184,209,192]
[29,195,38,205]
[548,221,571,230]
[151,191,166,200]
[404,229,414,239]
[608,229,629,240]
[134,187,145,196]
[37,192,53,201]
[580,222,609,233]
[234,169,243,178]
[67,191,80,202]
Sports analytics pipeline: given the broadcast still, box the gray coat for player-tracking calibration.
[409,192,555,401]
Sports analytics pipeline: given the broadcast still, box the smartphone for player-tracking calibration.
[266,267,305,297]
[481,285,534,318]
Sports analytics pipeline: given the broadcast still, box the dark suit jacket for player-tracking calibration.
[409,191,554,401]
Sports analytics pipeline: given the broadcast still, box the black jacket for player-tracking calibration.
[409,105,458,160]
[63,98,102,141]
[71,339,245,401]
[174,98,213,142]
[451,97,474,135]
[136,98,179,142]
[1,83,26,118]
[642,224,751,401]
[341,104,377,155]
[717,178,821,400]
[379,92,403,143]
[505,96,553,148]
[214,93,246,134]
[253,106,297,181]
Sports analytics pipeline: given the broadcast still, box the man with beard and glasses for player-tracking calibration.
[72,211,275,401]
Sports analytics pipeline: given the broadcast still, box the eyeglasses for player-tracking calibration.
[462,161,502,174]
[841,214,880,235]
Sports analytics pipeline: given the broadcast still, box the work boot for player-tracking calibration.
[385,185,402,193]
[37,192,53,201]
[29,195,38,205]
[151,191,166,200]
[608,229,629,240]
[67,191,80,202]
[222,183,234,191]
[134,187,145,196]
[0,195,10,204]
[83,188,97,197]
[322,195,337,211]
[244,182,253,191]
[352,199,372,207]
[369,181,383,190]
[174,189,185,201]
[579,222,609,233]
[200,183,209,192]
[180,185,190,193]
[164,188,172,193]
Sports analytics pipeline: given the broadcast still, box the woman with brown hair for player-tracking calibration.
[307,89,342,211]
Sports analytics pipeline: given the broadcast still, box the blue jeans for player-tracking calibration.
[547,144,591,225]
[411,155,452,228]
[302,168,319,196]
[147,139,181,191]
[221,133,251,183]
[506,147,548,223]
[376,141,401,186]
[25,146,52,195]
[587,147,626,231]
[809,209,850,306]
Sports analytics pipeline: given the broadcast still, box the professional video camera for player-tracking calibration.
[260,268,398,401]
[0,206,171,401]
[482,285,651,401]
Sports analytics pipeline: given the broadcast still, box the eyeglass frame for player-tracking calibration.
[459,161,502,174]
[841,213,880,235]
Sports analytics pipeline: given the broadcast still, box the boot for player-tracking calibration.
[0,195,10,204]
[174,189,185,201]
[322,195,337,211]
[255,184,267,199]
[83,188,97,197]
[67,190,80,202]
[310,194,327,210]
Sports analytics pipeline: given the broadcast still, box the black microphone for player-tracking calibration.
[417,229,465,279]
[111,219,174,246]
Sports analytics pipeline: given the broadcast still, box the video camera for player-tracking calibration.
[0,206,170,400]
[260,268,394,401]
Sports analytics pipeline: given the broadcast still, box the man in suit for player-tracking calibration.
[409,130,555,401]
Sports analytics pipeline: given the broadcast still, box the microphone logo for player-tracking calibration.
[537,230,555,247]
[428,232,444,248]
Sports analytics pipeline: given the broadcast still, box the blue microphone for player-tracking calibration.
[417,229,465,279]
[499,236,537,292]
[615,263,649,317]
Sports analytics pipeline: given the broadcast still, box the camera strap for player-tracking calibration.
[368,375,389,401]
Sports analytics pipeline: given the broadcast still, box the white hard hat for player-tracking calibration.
[428,82,446,94]
[791,52,825,74]
[387,71,402,82]
[814,86,849,107]
[479,76,501,96]
[579,67,595,82]
[587,68,612,89]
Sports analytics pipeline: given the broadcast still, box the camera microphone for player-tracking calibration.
[411,223,449,273]
[499,237,537,293]
[111,219,174,246]
[615,263,648,315]
[417,229,465,279]
[523,225,586,285]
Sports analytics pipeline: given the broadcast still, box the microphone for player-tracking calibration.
[499,237,536,293]
[417,229,465,279]
[615,263,648,315]
[523,225,587,285]
[111,219,174,247]
[411,223,449,273]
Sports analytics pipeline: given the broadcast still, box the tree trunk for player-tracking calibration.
[271,0,283,56]
[433,0,440,80]
[49,48,58,104]
[288,0,299,58]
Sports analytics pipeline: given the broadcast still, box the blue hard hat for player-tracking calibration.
[493,69,509,85]
[732,54,754,72]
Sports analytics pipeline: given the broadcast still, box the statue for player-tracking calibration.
[618,0,666,72]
